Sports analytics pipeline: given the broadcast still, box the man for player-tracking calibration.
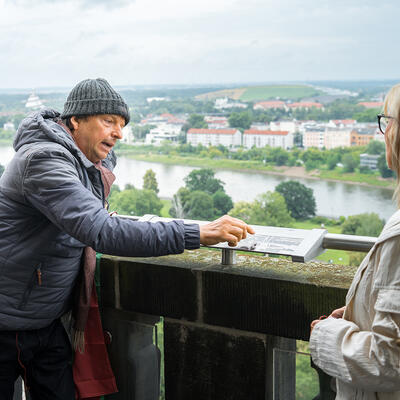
[0,78,253,399]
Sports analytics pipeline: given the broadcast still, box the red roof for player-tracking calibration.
[254,101,286,109]
[244,129,289,136]
[160,113,174,118]
[332,119,356,125]
[288,102,323,109]
[358,102,384,109]
[188,128,238,135]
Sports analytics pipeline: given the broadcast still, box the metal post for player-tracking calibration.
[221,249,236,265]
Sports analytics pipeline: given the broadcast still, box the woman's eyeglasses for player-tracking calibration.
[377,113,396,135]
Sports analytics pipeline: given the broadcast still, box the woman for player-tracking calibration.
[310,83,400,399]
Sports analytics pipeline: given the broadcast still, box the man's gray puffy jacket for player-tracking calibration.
[0,109,199,330]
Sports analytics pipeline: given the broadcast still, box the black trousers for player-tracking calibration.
[0,319,75,400]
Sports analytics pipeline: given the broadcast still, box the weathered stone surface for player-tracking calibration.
[101,250,352,340]
[118,259,198,321]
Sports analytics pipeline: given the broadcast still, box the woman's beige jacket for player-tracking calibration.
[310,210,400,399]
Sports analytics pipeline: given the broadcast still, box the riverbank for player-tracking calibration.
[115,150,395,190]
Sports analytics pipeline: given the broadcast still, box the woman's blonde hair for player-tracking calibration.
[384,84,400,207]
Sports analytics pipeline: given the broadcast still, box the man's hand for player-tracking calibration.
[199,215,255,247]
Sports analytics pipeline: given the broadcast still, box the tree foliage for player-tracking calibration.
[143,169,159,193]
[228,111,252,130]
[185,190,215,220]
[108,187,162,216]
[341,213,384,237]
[184,168,224,194]
[212,190,234,217]
[377,153,393,178]
[0,164,4,177]
[366,140,385,155]
[229,191,293,227]
[275,180,316,220]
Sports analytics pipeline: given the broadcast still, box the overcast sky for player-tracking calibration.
[0,0,399,89]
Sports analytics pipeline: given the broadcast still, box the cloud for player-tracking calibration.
[5,0,134,9]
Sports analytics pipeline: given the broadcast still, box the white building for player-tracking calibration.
[360,154,380,170]
[3,122,15,131]
[25,93,44,110]
[121,125,135,144]
[303,129,325,149]
[187,128,241,147]
[270,120,298,134]
[242,130,293,149]
[145,123,181,145]
[324,129,352,149]
[214,98,247,110]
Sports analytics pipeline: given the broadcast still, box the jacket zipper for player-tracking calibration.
[19,265,42,308]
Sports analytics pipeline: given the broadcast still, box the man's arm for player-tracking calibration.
[23,153,252,256]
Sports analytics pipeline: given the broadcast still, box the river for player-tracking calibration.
[0,145,396,220]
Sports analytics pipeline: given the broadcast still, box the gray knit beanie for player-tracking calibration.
[61,78,130,125]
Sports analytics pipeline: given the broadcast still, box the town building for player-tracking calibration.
[205,116,229,129]
[3,122,15,131]
[145,122,182,145]
[214,98,247,110]
[327,119,356,129]
[350,130,375,147]
[270,120,298,134]
[360,153,380,170]
[287,102,323,110]
[303,129,325,149]
[242,130,293,149]
[358,101,384,109]
[121,125,135,145]
[187,128,241,148]
[25,93,44,110]
[253,101,286,111]
[324,128,352,149]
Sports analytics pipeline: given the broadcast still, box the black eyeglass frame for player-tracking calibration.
[377,113,397,135]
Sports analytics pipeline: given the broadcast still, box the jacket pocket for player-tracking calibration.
[375,288,400,314]
[18,265,42,309]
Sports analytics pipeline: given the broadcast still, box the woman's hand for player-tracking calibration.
[310,306,346,334]
[199,215,255,247]
[329,306,346,319]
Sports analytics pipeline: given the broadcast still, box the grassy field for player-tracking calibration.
[239,85,320,101]
[319,168,394,188]
[196,84,320,101]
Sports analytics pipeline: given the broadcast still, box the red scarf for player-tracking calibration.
[73,163,118,400]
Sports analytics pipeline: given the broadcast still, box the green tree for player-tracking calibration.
[275,180,316,220]
[366,140,385,155]
[0,164,4,177]
[143,169,159,194]
[326,153,340,170]
[228,111,252,130]
[377,153,394,178]
[229,192,293,227]
[251,191,294,227]
[342,153,358,173]
[182,114,208,132]
[169,187,191,218]
[228,201,254,222]
[341,213,384,237]
[184,168,224,194]
[212,190,234,217]
[109,188,162,216]
[186,191,214,220]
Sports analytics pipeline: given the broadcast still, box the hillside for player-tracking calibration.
[196,84,320,101]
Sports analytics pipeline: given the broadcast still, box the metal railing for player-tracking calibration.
[118,214,377,264]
